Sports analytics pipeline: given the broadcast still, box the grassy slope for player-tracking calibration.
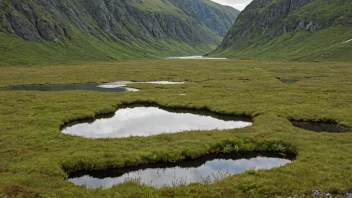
[130,0,183,16]
[0,60,351,197]
[0,31,214,66]
[211,0,352,61]
[213,26,352,61]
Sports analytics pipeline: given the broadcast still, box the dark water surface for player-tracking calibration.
[277,78,300,83]
[0,83,138,92]
[62,105,253,138]
[292,121,352,133]
[68,153,292,189]
[0,81,186,92]
[165,56,227,60]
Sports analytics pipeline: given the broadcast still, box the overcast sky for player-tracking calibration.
[210,0,253,11]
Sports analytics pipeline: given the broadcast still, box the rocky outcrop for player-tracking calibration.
[0,0,238,45]
[169,0,239,37]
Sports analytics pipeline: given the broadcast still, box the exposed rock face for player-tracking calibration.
[7,11,41,40]
[218,0,352,49]
[169,0,240,37]
[0,0,238,45]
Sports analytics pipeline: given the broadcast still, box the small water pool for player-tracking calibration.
[165,56,226,60]
[0,81,185,92]
[98,81,184,88]
[0,83,138,92]
[68,153,292,189]
[62,105,252,138]
[291,121,352,133]
[276,77,299,83]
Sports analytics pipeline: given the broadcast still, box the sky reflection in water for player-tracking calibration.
[62,106,252,138]
[69,156,291,189]
[0,83,137,92]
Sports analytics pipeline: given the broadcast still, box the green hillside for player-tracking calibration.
[211,0,352,61]
[0,31,213,66]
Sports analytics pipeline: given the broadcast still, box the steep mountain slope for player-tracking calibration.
[211,0,352,61]
[169,0,240,36]
[0,0,239,65]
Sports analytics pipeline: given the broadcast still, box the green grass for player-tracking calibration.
[212,26,352,61]
[0,60,351,197]
[295,0,352,26]
[212,0,352,61]
[130,0,184,17]
[0,29,215,66]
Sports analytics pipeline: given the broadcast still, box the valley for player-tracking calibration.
[0,60,351,197]
[0,0,352,197]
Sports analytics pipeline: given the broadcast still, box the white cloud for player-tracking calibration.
[210,0,253,11]
[62,107,252,138]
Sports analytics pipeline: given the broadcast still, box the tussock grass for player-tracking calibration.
[0,60,351,197]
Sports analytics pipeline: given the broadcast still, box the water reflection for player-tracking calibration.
[0,84,138,92]
[62,106,252,138]
[0,81,185,92]
[165,56,226,60]
[292,121,352,133]
[97,81,184,88]
[276,77,299,83]
[68,153,291,189]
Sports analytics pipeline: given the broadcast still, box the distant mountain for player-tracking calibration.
[0,0,239,65]
[169,0,240,37]
[211,0,352,61]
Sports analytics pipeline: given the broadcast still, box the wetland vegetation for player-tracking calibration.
[1,0,351,197]
[0,60,351,197]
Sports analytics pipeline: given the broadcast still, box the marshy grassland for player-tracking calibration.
[0,60,351,197]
